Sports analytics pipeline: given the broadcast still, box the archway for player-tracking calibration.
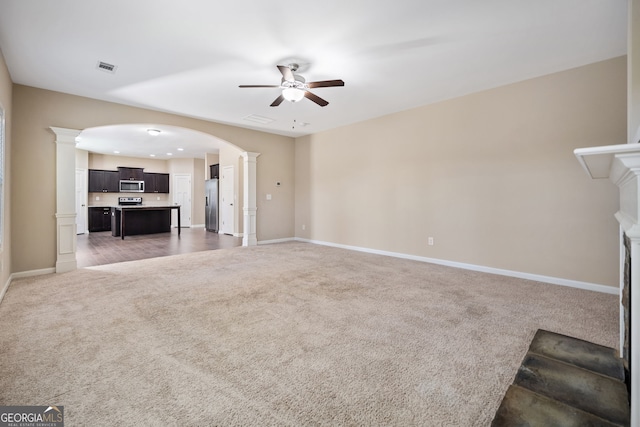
[50,125,259,273]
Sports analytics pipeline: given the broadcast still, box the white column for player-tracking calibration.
[50,127,81,273]
[630,236,640,427]
[241,152,260,246]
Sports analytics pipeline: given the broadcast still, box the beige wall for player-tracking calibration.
[0,49,11,289]
[296,57,626,287]
[11,85,295,273]
[88,152,169,173]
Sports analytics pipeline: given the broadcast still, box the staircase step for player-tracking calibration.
[514,352,629,425]
[528,329,624,381]
[492,330,630,426]
[492,384,623,427]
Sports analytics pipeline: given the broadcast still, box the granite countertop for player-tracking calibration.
[114,205,179,209]
[88,204,179,208]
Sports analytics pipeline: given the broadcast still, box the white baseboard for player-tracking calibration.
[259,237,296,245]
[0,273,12,305]
[294,238,618,295]
[0,268,57,306]
[12,267,56,279]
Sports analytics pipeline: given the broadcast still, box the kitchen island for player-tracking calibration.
[111,205,181,239]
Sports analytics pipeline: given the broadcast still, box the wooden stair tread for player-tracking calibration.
[492,329,630,427]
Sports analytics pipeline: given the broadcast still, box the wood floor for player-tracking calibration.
[76,228,243,268]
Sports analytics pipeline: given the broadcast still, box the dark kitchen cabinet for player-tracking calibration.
[118,167,144,181]
[210,164,219,179]
[143,173,170,193]
[111,208,171,237]
[88,207,112,232]
[88,169,120,193]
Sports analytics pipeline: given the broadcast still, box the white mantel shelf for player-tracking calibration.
[574,143,640,179]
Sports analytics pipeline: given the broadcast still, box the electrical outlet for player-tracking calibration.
[266,194,272,200]
[302,224,306,230]
[428,237,434,246]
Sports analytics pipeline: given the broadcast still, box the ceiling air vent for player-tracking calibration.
[242,114,274,125]
[96,61,117,74]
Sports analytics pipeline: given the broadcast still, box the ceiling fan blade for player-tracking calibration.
[277,65,295,82]
[239,85,280,88]
[307,79,345,88]
[270,94,285,107]
[304,91,329,107]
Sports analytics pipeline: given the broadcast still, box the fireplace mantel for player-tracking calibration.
[575,143,640,425]
[576,144,640,237]
[575,143,640,179]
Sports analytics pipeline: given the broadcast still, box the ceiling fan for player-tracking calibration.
[239,63,344,107]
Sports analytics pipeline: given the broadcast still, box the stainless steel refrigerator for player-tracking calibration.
[205,179,218,232]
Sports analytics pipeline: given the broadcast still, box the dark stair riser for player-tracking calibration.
[492,384,623,427]
[529,329,624,381]
[514,353,629,425]
[492,330,630,427]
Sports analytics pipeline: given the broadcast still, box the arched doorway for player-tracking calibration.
[50,125,259,273]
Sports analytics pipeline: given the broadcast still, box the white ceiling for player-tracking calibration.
[0,0,628,159]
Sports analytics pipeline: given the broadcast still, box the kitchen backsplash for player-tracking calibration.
[89,192,171,207]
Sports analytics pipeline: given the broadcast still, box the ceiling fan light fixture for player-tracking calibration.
[282,87,304,103]
[147,128,161,136]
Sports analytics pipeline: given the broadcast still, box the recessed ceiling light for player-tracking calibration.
[113,150,120,154]
[150,154,156,157]
[147,129,161,136]
[177,148,184,151]
[167,153,173,156]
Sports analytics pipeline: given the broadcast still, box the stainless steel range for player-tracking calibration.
[118,197,142,206]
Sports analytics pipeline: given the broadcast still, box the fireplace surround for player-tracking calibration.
[575,143,640,425]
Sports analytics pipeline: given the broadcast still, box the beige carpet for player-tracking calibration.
[0,242,618,426]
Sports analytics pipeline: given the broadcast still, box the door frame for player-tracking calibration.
[75,168,87,234]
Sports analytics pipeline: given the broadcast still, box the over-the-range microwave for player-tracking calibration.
[119,180,144,193]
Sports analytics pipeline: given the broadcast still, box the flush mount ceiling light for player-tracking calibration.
[147,129,161,136]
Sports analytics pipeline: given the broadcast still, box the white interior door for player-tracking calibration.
[75,169,87,234]
[172,174,192,227]
[219,165,235,235]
